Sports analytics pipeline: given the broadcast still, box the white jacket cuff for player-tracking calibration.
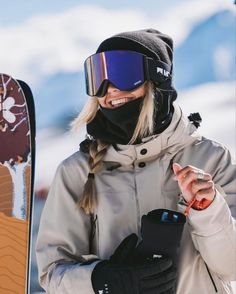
[184,190,232,236]
[44,260,100,294]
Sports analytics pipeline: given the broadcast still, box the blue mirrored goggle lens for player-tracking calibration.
[84,51,145,96]
[106,51,145,91]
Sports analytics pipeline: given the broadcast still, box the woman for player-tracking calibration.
[36,29,236,294]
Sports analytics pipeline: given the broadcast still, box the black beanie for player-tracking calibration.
[96,28,174,73]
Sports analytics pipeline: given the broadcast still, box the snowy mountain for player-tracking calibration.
[174,9,236,89]
[33,7,236,129]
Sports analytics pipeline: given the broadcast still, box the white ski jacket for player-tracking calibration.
[36,103,236,294]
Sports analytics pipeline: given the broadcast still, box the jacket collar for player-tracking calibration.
[103,103,201,165]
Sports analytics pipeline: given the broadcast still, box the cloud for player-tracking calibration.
[1,6,150,84]
[0,1,233,85]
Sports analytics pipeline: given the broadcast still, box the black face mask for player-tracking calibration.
[87,97,173,145]
[87,97,144,145]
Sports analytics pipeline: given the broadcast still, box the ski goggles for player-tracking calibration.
[84,50,171,97]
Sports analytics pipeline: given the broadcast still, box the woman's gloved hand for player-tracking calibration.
[91,233,176,294]
[135,209,186,264]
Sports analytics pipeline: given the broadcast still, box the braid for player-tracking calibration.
[89,140,109,173]
[78,140,110,214]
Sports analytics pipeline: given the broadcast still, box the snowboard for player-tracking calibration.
[0,73,35,294]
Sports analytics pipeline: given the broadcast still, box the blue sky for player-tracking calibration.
[2,0,234,86]
[0,0,187,25]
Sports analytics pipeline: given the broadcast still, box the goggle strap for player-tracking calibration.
[147,58,171,83]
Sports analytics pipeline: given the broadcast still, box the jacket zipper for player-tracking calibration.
[205,262,218,292]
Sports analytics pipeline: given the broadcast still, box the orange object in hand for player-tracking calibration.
[184,197,213,216]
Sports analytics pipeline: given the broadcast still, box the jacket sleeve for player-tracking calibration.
[36,152,99,294]
[179,146,236,281]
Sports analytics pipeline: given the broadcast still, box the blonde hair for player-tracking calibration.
[129,81,155,144]
[72,81,156,214]
[78,140,109,214]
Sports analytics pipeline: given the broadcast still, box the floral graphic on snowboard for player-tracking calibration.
[0,73,31,220]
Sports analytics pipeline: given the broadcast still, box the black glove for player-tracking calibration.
[135,209,186,264]
[91,234,176,294]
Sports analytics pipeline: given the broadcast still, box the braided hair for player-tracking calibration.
[78,140,110,214]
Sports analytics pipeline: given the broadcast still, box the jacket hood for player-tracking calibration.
[103,103,201,165]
